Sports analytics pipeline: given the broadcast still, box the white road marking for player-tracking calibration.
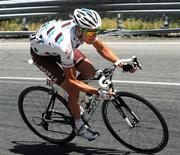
[0,77,45,81]
[0,77,180,86]
[113,80,180,86]
[106,42,180,45]
[0,42,29,45]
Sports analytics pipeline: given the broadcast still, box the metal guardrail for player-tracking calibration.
[0,31,34,38]
[0,0,180,19]
[1,28,180,38]
[101,28,180,36]
[0,0,180,37]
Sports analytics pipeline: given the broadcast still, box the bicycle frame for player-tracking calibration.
[45,77,138,129]
[44,56,142,126]
[45,79,102,122]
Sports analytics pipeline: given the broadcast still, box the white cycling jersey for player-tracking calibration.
[30,20,84,68]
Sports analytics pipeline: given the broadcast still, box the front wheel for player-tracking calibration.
[102,92,169,153]
[18,86,76,144]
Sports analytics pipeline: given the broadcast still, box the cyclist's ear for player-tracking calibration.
[76,26,82,36]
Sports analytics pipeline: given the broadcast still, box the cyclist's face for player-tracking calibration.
[81,29,99,44]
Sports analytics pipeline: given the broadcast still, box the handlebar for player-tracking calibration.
[97,56,142,88]
[114,56,142,70]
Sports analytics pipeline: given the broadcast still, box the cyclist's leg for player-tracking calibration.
[76,58,96,80]
[73,48,96,80]
[60,48,95,119]
[61,78,99,140]
[61,80,80,119]
[61,49,99,140]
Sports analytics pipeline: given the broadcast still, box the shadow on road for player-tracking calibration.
[9,141,131,155]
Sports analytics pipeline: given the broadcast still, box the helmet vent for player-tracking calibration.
[84,17,96,27]
[79,20,91,28]
[93,12,98,23]
[87,12,96,23]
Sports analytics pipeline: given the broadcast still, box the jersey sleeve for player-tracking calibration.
[52,30,75,68]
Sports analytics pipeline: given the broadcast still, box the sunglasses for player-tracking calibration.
[81,28,100,37]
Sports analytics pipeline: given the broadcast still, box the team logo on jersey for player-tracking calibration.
[65,43,72,59]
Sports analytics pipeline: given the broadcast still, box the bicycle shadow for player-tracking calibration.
[9,141,134,155]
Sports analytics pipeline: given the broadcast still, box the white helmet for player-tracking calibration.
[73,8,102,30]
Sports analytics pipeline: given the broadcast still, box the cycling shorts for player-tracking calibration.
[30,48,86,85]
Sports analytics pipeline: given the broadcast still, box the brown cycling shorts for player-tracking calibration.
[30,48,86,85]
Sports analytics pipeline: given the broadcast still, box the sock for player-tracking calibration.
[75,118,84,130]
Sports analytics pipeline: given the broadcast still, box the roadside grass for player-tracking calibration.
[0,18,179,31]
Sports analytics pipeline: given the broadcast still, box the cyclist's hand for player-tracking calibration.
[129,64,137,73]
[98,89,115,100]
[116,56,141,73]
[122,63,137,73]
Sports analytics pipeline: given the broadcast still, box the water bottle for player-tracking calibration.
[80,92,93,121]
[83,96,99,122]
[80,92,92,105]
[83,93,101,122]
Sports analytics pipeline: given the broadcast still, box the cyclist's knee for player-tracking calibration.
[78,71,95,80]
[87,69,96,78]
[76,59,96,78]
[61,84,79,101]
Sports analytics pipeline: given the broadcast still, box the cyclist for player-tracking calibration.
[30,8,137,141]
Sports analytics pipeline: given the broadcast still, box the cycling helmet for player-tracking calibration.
[73,8,102,30]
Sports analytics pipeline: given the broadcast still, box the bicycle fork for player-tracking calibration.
[112,97,140,128]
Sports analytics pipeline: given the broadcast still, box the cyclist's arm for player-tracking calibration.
[92,39,123,67]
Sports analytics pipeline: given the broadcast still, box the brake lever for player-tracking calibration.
[137,63,142,70]
[132,56,142,70]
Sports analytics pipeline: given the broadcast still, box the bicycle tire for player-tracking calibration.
[18,86,76,144]
[102,91,169,153]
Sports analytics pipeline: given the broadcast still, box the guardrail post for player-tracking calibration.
[22,17,28,31]
[117,13,123,29]
[161,14,169,29]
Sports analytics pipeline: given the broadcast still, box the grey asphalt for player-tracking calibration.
[0,39,180,155]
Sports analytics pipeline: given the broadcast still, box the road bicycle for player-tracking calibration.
[18,56,169,153]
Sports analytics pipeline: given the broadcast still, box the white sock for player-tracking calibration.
[75,118,84,130]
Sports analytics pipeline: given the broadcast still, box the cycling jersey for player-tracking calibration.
[30,20,83,68]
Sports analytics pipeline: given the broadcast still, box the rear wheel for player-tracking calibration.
[18,86,76,144]
[102,92,169,153]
